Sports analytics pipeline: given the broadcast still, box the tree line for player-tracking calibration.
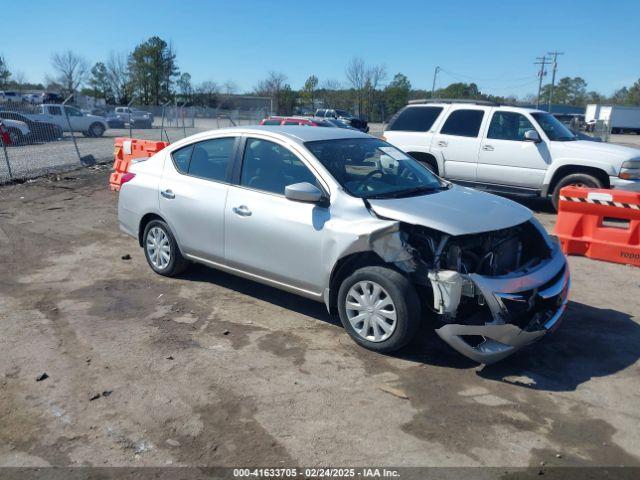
[1,46,639,121]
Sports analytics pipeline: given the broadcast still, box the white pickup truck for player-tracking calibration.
[27,104,108,137]
[384,100,640,209]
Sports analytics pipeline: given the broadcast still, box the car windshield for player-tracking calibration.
[305,138,444,199]
[531,112,577,141]
[335,110,351,117]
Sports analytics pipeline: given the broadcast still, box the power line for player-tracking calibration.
[534,56,549,109]
[547,51,564,112]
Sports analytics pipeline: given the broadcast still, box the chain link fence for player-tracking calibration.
[0,97,270,184]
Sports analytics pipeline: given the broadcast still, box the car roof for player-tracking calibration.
[179,125,371,146]
[405,102,547,114]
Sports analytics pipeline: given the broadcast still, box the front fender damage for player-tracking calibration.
[333,216,570,364]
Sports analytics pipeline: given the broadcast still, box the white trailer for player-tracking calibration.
[586,104,640,134]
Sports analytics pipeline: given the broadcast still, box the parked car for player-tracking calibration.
[22,93,43,104]
[1,91,22,103]
[105,112,126,128]
[259,116,336,127]
[27,104,108,137]
[118,126,570,364]
[114,106,154,128]
[41,92,65,104]
[0,120,11,145]
[383,100,640,210]
[0,111,63,142]
[315,108,369,133]
[0,118,30,145]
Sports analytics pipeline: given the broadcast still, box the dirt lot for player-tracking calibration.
[1,167,639,469]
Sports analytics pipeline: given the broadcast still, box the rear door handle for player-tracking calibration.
[482,145,495,151]
[437,140,448,147]
[161,189,175,199]
[233,205,252,217]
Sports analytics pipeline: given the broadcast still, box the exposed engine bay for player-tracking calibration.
[369,217,569,364]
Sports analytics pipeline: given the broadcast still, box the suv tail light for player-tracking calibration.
[121,172,136,185]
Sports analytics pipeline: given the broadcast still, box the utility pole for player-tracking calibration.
[547,51,564,112]
[431,66,440,99]
[535,56,548,110]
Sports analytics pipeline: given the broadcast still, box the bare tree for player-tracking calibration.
[319,79,343,109]
[345,57,368,115]
[196,80,219,107]
[254,71,288,112]
[106,52,132,104]
[222,81,238,95]
[365,64,387,119]
[12,71,27,93]
[51,50,88,96]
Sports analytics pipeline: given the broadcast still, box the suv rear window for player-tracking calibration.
[440,109,484,137]
[387,106,443,132]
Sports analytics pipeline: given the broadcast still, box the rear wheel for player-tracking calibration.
[89,122,105,137]
[551,172,603,211]
[337,266,420,353]
[143,220,189,276]
[7,128,24,146]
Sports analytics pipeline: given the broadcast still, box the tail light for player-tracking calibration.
[121,172,136,185]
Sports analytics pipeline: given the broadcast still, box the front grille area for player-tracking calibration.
[497,265,567,331]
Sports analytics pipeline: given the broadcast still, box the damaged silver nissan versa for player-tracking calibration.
[118,126,570,364]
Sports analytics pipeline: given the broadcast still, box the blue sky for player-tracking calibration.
[2,0,638,97]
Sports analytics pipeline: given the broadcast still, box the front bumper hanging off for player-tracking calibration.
[434,247,570,364]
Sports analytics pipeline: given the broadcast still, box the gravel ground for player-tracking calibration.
[0,167,639,471]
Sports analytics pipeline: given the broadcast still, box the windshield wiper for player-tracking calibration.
[364,185,441,199]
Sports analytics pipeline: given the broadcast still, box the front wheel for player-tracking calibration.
[337,266,421,353]
[143,220,189,276]
[551,173,603,211]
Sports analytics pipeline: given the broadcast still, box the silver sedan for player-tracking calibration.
[118,126,569,364]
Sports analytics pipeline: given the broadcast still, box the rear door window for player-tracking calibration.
[440,109,485,137]
[171,145,193,174]
[387,106,443,132]
[187,137,236,182]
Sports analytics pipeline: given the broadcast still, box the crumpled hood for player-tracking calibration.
[551,140,640,163]
[367,185,533,236]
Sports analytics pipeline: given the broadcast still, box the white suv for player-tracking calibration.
[383,100,640,209]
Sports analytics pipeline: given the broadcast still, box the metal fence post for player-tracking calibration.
[0,131,12,180]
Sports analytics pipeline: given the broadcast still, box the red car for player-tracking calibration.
[0,121,11,146]
[259,116,328,127]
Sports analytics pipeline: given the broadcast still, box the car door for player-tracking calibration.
[159,136,238,261]
[45,105,65,129]
[430,107,487,182]
[477,110,550,189]
[64,106,86,131]
[224,136,328,296]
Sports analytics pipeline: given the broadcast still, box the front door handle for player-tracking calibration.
[233,205,252,217]
[437,140,448,147]
[482,144,495,151]
[161,189,175,199]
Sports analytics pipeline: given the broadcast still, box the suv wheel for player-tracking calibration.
[337,266,420,352]
[551,173,603,211]
[143,220,189,276]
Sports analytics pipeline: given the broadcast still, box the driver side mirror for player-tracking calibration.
[285,182,327,204]
[524,129,541,143]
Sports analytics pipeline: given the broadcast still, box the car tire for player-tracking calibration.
[337,266,420,353]
[551,172,603,211]
[7,128,24,146]
[143,219,189,277]
[89,122,105,137]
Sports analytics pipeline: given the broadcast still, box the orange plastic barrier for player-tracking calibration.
[109,137,169,191]
[554,186,640,266]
